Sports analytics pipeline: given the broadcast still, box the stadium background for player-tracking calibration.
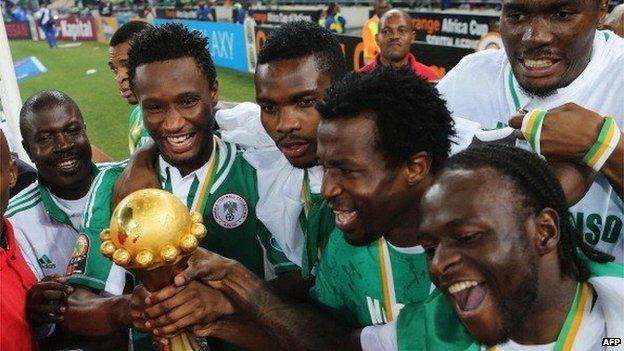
[2,0,623,160]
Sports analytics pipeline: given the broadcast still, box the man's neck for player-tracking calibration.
[177,137,214,178]
[380,55,410,69]
[47,176,93,201]
[384,177,432,247]
[511,269,578,345]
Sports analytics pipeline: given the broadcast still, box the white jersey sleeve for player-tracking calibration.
[360,321,398,351]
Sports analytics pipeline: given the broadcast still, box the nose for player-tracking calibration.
[428,244,462,281]
[522,16,554,47]
[54,132,74,153]
[161,107,186,133]
[115,67,128,85]
[321,170,342,200]
[275,108,300,134]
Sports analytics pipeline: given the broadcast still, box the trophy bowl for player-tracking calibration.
[100,188,207,351]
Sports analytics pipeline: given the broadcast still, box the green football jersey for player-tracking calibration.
[67,139,297,350]
[310,228,432,327]
[68,138,296,293]
[128,105,151,155]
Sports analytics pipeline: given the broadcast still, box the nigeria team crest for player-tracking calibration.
[213,193,249,229]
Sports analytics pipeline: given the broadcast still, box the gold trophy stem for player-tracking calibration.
[131,257,201,351]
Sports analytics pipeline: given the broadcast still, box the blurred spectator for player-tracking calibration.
[325,2,345,33]
[10,4,28,21]
[318,8,327,27]
[362,0,390,64]
[441,0,451,10]
[196,2,213,21]
[235,1,252,24]
[603,4,624,37]
[143,5,154,21]
[360,9,439,81]
[37,2,57,48]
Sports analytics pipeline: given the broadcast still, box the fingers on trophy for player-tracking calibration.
[100,189,207,350]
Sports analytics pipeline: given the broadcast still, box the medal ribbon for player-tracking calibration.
[520,109,548,155]
[190,137,220,214]
[378,237,398,322]
[487,282,590,351]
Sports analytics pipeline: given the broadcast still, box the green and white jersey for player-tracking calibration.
[67,137,297,296]
[437,30,624,262]
[310,228,432,327]
[128,105,151,155]
[360,259,624,351]
[7,164,104,280]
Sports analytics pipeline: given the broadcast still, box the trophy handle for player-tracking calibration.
[164,332,201,351]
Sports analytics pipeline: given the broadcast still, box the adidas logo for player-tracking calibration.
[38,255,56,269]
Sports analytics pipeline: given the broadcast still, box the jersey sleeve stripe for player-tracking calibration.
[6,198,42,218]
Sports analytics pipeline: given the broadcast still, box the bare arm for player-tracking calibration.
[111,140,160,209]
[175,249,362,351]
[59,286,131,337]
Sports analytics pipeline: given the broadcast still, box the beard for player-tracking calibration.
[486,257,540,346]
[519,84,558,99]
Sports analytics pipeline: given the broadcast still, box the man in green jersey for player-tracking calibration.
[135,67,461,349]
[108,20,152,154]
[60,23,294,349]
[361,145,622,351]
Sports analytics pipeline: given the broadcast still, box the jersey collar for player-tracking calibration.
[38,163,99,230]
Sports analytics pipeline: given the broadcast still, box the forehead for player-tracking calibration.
[29,104,82,133]
[255,57,327,98]
[318,114,378,158]
[502,0,595,11]
[108,41,130,59]
[380,12,411,28]
[419,168,519,228]
[134,57,208,97]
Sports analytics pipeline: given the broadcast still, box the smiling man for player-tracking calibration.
[360,9,439,80]
[61,24,293,350]
[361,145,623,351]
[6,90,105,341]
[437,0,624,262]
[107,21,153,154]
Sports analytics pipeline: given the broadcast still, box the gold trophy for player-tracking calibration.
[100,189,207,351]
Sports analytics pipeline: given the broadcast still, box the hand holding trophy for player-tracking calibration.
[100,189,207,350]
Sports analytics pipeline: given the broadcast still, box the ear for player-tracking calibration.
[405,151,431,186]
[532,208,560,256]
[375,32,381,46]
[8,159,17,189]
[210,79,220,108]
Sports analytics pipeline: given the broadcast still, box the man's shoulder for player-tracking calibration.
[6,181,42,218]
[440,49,507,84]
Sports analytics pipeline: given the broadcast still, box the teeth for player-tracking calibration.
[448,281,479,294]
[333,210,357,223]
[524,59,553,68]
[58,159,76,168]
[167,134,192,145]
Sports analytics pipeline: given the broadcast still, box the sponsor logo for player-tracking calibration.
[66,234,89,275]
[38,254,56,269]
[212,193,249,229]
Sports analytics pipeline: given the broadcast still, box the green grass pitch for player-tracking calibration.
[9,40,256,161]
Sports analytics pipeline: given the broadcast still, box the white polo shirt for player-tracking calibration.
[437,30,624,263]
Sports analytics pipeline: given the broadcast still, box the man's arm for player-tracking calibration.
[60,286,131,336]
[165,248,361,351]
[111,141,160,209]
[509,103,623,199]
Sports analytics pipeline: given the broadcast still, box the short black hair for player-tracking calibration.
[316,66,455,171]
[109,20,151,47]
[444,144,613,282]
[257,20,346,82]
[127,23,217,90]
[20,90,82,140]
